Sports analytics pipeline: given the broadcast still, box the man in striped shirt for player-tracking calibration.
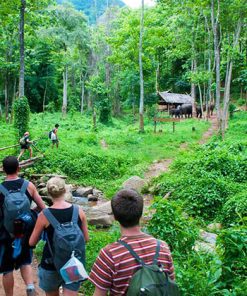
[89,189,175,296]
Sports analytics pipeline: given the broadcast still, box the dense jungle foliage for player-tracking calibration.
[0,0,246,295]
[0,0,246,117]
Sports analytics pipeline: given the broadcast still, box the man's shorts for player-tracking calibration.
[0,240,32,274]
[52,139,58,144]
[38,266,80,292]
[20,144,30,150]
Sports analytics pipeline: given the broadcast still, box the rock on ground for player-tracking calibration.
[87,201,113,227]
[200,230,218,245]
[207,223,222,231]
[74,186,93,197]
[122,176,146,192]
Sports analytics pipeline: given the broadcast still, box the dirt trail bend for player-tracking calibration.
[144,115,218,181]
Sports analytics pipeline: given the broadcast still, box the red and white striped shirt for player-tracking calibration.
[89,233,175,295]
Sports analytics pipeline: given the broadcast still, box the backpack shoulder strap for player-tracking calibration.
[118,240,145,266]
[20,180,29,194]
[43,208,60,229]
[153,240,161,265]
[0,184,9,197]
[71,205,79,223]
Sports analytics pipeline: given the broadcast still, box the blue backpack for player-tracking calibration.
[43,205,85,271]
[0,181,30,237]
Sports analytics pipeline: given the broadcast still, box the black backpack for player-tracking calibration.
[48,131,52,139]
[118,240,180,296]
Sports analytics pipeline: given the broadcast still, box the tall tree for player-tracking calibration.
[19,0,26,98]
[139,0,144,132]
[211,0,221,127]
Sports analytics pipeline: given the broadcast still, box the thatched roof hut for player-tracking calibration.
[157,91,193,111]
[158,92,193,104]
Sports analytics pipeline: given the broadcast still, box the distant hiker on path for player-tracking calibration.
[30,177,89,296]
[0,156,46,296]
[49,124,59,149]
[18,131,33,161]
[89,189,178,296]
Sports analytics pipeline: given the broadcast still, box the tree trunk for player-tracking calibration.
[5,76,9,122]
[221,20,242,136]
[19,0,26,98]
[87,92,92,111]
[198,83,204,119]
[191,59,197,117]
[155,61,160,93]
[62,65,68,116]
[43,79,48,113]
[245,91,247,111]
[139,0,144,133]
[81,79,85,114]
[211,0,221,129]
[204,13,212,119]
[11,78,17,123]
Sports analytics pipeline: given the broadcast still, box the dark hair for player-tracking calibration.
[111,189,143,228]
[55,124,59,128]
[3,156,19,174]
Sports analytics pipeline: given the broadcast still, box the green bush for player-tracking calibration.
[99,98,111,124]
[216,227,247,290]
[174,252,219,296]
[13,96,30,136]
[76,133,98,145]
[150,172,240,221]
[221,189,247,226]
[176,144,247,183]
[149,141,247,221]
[148,199,199,254]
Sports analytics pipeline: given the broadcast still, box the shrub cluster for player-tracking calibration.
[148,119,247,295]
[217,227,247,292]
[149,142,247,223]
[13,96,30,136]
[148,199,198,254]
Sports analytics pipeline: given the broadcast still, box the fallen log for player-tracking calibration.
[31,173,67,179]
[0,137,44,152]
[0,156,43,173]
[0,143,19,151]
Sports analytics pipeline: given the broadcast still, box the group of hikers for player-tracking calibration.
[0,156,179,296]
[18,124,60,161]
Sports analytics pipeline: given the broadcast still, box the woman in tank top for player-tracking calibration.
[29,177,89,296]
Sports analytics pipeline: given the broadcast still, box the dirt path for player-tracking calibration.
[143,116,218,209]
[144,115,218,181]
[0,258,45,296]
[199,115,218,144]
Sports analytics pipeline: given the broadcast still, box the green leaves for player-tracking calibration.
[13,96,30,137]
[148,199,199,254]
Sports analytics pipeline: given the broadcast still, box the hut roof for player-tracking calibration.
[158,91,193,104]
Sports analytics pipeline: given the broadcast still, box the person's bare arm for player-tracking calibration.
[79,208,89,242]
[28,182,46,211]
[93,287,108,296]
[29,212,48,247]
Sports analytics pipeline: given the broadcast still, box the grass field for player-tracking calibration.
[0,112,210,196]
